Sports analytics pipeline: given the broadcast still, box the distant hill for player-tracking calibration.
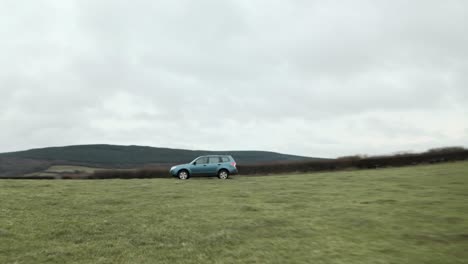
[0,144,326,177]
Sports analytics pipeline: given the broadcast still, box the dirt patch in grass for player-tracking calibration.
[404,233,468,244]
[360,199,397,204]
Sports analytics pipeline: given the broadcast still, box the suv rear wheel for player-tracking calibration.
[178,170,189,180]
[218,170,229,179]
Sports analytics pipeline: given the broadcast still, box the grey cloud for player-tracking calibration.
[1,0,467,157]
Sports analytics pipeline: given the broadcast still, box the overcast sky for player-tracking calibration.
[1,0,467,158]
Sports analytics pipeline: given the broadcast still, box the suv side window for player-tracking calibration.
[221,157,230,162]
[195,157,208,164]
[209,157,221,164]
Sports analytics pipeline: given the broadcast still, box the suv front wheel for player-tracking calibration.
[177,170,189,180]
[218,170,229,179]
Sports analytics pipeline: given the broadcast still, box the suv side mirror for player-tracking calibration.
[192,162,197,165]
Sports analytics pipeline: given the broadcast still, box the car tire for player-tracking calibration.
[218,169,229,179]
[177,170,189,180]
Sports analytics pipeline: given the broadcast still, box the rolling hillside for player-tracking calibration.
[0,144,323,177]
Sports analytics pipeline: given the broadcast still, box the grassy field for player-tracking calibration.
[24,165,137,178]
[24,165,103,178]
[1,162,467,264]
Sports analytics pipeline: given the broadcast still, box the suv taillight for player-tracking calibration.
[231,162,236,168]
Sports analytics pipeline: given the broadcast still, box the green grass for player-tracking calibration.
[1,162,468,264]
[24,165,101,177]
[24,165,136,178]
[44,165,104,174]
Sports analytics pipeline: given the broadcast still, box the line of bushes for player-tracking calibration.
[239,147,468,175]
[84,147,468,179]
[1,176,57,180]
[88,168,170,179]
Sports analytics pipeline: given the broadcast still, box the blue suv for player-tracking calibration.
[170,155,238,180]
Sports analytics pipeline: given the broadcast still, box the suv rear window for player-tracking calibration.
[209,157,221,163]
